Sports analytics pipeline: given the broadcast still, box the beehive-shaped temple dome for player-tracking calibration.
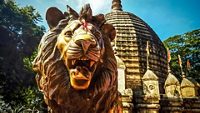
[105,0,168,93]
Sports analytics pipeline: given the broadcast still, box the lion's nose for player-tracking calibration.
[73,34,96,54]
[81,40,91,54]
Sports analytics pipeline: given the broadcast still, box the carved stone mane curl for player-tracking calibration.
[33,5,118,113]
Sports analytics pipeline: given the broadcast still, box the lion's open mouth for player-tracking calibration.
[56,21,103,90]
[67,57,96,90]
[67,58,96,72]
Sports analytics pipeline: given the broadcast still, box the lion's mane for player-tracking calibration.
[32,7,118,113]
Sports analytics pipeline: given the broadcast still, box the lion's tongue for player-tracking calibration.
[74,72,86,79]
[70,67,88,80]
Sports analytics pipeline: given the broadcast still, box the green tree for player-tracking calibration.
[163,29,200,82]
[0,0,46,111]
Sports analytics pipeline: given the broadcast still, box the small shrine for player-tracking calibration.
[164,52,181,98]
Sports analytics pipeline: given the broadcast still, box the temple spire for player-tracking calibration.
[146,41,150,70]
[178,55,185,78]
[167,48,171,73]
[112,0,122,11]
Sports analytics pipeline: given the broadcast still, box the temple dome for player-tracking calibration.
[105,0,168,93]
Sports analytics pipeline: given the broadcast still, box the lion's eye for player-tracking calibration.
[64,31,72,37]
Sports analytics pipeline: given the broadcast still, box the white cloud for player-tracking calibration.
[54,0,112,15]
[55,0,70,6]
[74,0,112,15]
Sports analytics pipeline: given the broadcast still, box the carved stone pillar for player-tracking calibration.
[121,88,134,113]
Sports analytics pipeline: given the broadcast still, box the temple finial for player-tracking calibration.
[112,0,122,11]
[146,41,150,70]
[178,55,185,78]
[167,48,171,73]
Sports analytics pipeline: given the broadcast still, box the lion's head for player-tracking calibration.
[56,4,116,90]
[56,8,103,90]
[32,4,117,113]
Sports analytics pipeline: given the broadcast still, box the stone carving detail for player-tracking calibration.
[142,70,160,100]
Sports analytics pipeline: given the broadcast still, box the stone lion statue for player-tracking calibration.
[32,4,118,113]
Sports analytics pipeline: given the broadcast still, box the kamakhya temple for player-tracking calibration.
[106,0,200,112]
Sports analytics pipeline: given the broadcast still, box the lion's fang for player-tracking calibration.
[72,60,76,65]
[90,61,95,67]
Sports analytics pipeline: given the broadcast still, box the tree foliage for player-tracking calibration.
[0,0,46,111]
[163,29,200,82]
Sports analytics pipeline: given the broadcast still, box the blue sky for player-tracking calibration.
[15,0,200,41]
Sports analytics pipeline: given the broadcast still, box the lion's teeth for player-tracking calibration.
[72,60,76,65]
[81,57,88,60]
[90,61,95,67]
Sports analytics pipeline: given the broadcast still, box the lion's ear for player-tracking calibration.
[101,24,116,41]
[79,4,92,21]
[92,14,105,28]
[66,5,79,19]
[46,7,65,29]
